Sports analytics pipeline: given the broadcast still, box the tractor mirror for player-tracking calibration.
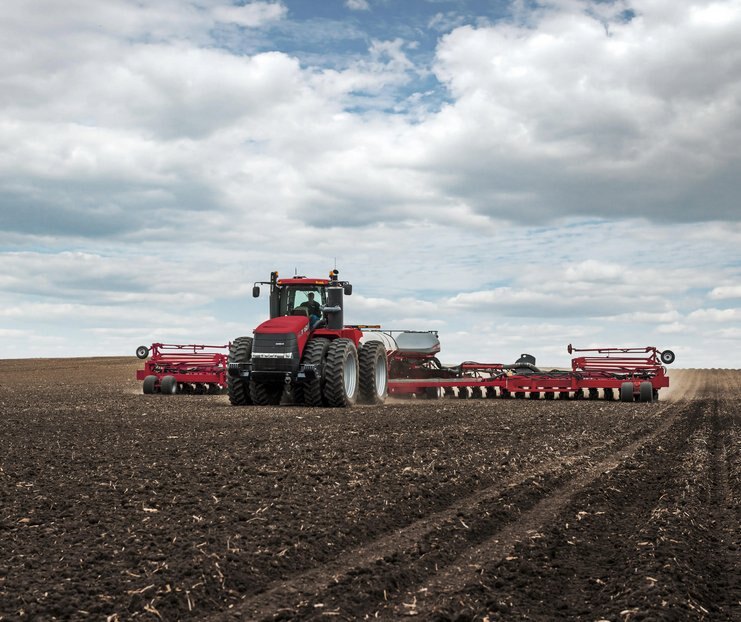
[344,283,352,296]
[252,286,260,298]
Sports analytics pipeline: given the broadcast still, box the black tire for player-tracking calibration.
[458,387,470,399]
[299,338,331,407]
[620,382,634,402]
[358,341,388,405]
[160,375,177,395]
[639,381,653,403]
[588,388,599,400]
[486,386,497,399]
[142,375,157,394]
[544,392,554,400]
[323,339,359,407]
[574,389,584,400]
[250,380,283,406]
[471,386,483,399]
[529,392,540,400]
[501,389,511,399]
[604,388,615,401]
[559,391,570,400]
[660,350,675,365]
[653,389,659,402]
[444,387,456,398]
[228,336,253,406]
[515,392,525,399]
[136,345,149,360]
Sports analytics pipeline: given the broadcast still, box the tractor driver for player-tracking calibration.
[300,292,322,328]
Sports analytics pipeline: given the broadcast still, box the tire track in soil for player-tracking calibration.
[209,404,680,621]
[420,389,740,620]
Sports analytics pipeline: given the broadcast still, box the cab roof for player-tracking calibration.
[277,278,330,286]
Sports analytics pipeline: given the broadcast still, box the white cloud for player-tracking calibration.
[345,0,370,11]
[212,2,287,27]
[709,285,741,300]
[687,308,740,322]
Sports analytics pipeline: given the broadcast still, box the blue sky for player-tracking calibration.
[1,0,740,366]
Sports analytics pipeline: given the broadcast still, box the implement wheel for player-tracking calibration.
[358,341,388,405]
[142,375,157,394]
[250,380,283,406]
[323,339,359,407]
[160,375,177,395]
[136,345,149,360]
[620,382,634,402]
[639,381,654,403]
[298,337,331,407]
[227,336,253,406]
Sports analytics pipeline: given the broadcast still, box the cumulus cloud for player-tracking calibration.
[345,0,370,11]
[422,0,741,222]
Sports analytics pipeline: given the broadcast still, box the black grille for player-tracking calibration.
[251,333,299,373]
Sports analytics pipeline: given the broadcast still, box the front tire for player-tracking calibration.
[250,380,283,406]
[358,341,388,405]
[228,336,253,405]
[323,339,359,407]
[299,337,331,407]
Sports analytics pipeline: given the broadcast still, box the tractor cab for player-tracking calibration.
[252,270,352,328]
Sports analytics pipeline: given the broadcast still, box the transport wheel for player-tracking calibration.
[660,350,675,365]
[160,375,178,395]
[604,388,615,401]
[194,383,205,395]
[250,380,283,406]
[323,338,359,407]
[529,392,540,400]
[471,387,483,399]
[358,341,388,405]
[620,382,634,402]
[559,392,570,400]
[544,392,554,400]
[500,389,511,399]
[458,387,470,399]
[486,386,497,399]
[227,336,254,406]
[639,381,654,403]
[142,375,157,394]
[588,388,599,400]
[444,387,456,398]
[574,389,584,400]
[136,345,149,360]
[298,337,331,407]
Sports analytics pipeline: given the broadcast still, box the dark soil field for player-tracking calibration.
[1,360,739,621]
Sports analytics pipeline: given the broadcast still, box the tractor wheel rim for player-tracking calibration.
[343,352,357,397]
[375,355,387,396]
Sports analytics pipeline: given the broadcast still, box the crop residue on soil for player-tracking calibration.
[0,359,739,620]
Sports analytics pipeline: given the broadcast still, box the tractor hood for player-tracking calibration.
[255,315,310,336]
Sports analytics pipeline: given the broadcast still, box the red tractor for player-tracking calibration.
[227,269,388,407]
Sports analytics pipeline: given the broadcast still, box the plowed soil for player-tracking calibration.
[1,360,739,621]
